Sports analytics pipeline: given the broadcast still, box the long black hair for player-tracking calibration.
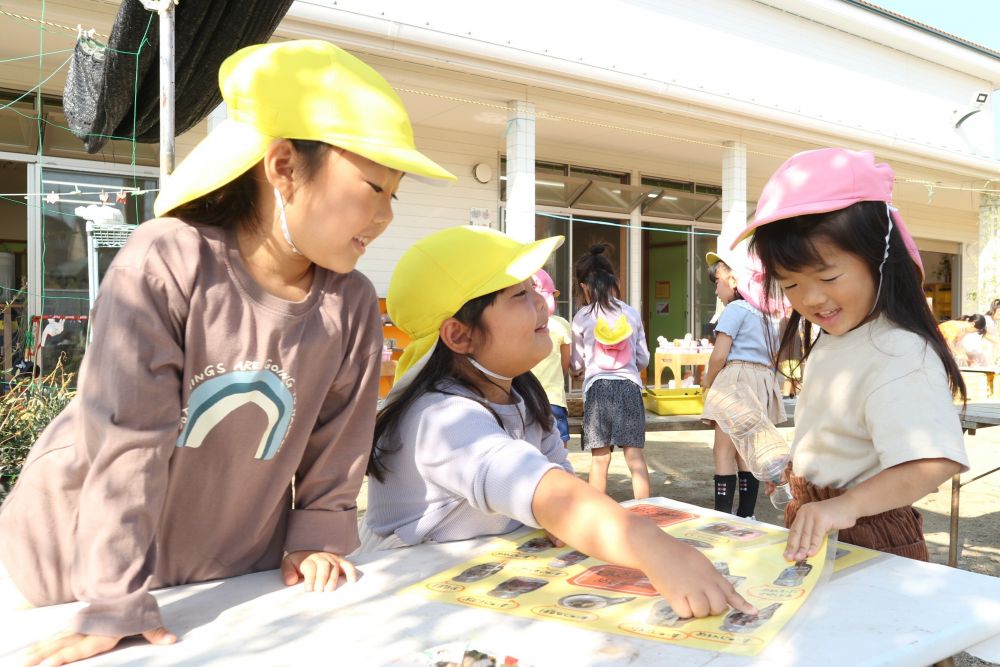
[750,201,966,402]
[367,289,554,483]
[963,314,987,336]
[575,243,620,313]
[163,139,330,229]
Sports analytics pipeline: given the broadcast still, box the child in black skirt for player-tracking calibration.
[570,244,650,499]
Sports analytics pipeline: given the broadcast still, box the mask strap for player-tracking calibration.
[274,187,302,255]
[467,355,513,381]
[869,203,894,316]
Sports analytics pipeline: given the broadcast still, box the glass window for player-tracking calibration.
[645,223,689,350]
[693,229,721,340]
[573,182,659,214]
[0,92,39,154]
[38,169,156,379]
[568,165,629,184]
[570,214,627,310]
[501,159,642,211]
[640,176,723,221]
[642,190,717,219]
[535,212,570,321]
[43,111,159,167]
[534,173,591,208]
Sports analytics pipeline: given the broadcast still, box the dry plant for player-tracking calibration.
[0,359,76,502]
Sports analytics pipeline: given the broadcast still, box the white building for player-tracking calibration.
[1,0,998,372]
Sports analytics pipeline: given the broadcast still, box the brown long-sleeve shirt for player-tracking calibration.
[0,218,381,637]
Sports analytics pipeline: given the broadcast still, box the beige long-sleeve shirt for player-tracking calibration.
[0,218,381,637]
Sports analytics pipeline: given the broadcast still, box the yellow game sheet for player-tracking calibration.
[404,502,880,657]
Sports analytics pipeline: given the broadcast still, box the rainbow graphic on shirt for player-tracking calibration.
[177,369,294,460]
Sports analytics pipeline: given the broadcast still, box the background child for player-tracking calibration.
[0,40,454,666]
[364,226,753,621]
[736,147,969,562]
[956,314,992,367]
[571,244,650,499]
[701,251,786,519]
[985,300,1000,364]
[530,269,572,444]
[939,316,976,360]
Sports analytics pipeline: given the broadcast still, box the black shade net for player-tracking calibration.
[64,0,294,153]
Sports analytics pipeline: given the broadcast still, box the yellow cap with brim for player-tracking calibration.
[594,314,632,345]
[388,227,564,385]
[154,39,455,218]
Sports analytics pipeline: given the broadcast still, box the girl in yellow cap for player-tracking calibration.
[364,226,754,622]
[0,40,454,666]
[570,244,651,499]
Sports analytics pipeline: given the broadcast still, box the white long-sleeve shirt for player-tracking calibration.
[365,380,573,545]
[571,299,649,393]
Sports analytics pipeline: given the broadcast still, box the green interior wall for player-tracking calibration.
[646,226,688,355]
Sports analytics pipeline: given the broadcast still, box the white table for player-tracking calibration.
[2,498,1000,667]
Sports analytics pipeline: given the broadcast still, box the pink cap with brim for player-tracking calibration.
[706,247,787,316]
[531,268,557,294]
[731,148,923,278]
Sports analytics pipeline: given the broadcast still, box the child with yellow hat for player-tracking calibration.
[364,226,753,622]
[0,39,454,665]
[700,248,786,520]
[570,244,651,499]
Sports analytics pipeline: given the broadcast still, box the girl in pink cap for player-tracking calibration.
[529,269,573,444]
[736,147,969,562]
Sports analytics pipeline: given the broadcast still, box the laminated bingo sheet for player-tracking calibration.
[404,500,879,657]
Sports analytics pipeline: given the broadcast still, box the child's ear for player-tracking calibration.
[439,318,474,354]
[263,139,296,201]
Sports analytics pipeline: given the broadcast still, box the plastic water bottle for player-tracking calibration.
[706,383,794,509]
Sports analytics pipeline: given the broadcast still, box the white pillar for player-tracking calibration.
[628,169,643,310]
[720,141,747,252]
[977,193,1000,311]
[505,101,535,243]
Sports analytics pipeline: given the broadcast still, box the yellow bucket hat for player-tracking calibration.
[154,40,455,217]
[594,314,633,345]
[388,226,564,384]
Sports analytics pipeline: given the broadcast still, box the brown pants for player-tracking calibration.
[785,467,929,561]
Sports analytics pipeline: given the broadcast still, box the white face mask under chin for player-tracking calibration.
[467,355,513,381]
[274,187,302,255]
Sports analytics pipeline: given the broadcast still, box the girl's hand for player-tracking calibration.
[648,539,757,619]
[25,627,176,666]
[282,550,358,592]
[784,496,859,561]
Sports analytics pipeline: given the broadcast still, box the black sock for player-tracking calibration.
[736,471,760,518]
[714,474,737,514]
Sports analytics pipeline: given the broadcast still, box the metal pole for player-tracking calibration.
[947,473,961,567]
[159,2,175,178]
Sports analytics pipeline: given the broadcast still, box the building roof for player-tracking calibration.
[844,0,1000,60]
